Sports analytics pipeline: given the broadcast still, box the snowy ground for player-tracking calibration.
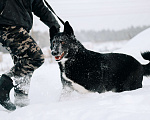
[1,28,150,120]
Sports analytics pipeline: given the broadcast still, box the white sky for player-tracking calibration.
[33,0,150,32]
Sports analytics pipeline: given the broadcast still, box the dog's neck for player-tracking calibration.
[67,39,86,57]
[57,57,69,72]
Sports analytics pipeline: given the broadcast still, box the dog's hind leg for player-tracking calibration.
[127,65,143,91]
[116,68,143,92]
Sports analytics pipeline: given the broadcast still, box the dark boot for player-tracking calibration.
[0,74,16,111]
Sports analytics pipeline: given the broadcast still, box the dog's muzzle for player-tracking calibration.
[51,50,59,56]
[52,51,65,61]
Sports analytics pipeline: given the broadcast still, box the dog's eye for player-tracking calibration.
[52,41,56,47]
[61,41,65,44]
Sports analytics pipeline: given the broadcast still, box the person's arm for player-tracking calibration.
[32,0,60,29]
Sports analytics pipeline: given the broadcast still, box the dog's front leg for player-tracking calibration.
[59,86,74,101]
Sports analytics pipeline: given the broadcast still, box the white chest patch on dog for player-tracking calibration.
[60,58,68,66]
[62,72,90,94]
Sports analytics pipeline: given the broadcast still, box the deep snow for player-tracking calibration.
[1,28,150,120]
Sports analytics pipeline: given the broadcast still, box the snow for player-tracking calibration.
[1,28,150,120]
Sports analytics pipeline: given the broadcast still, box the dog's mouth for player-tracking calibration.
[55,52,65,61]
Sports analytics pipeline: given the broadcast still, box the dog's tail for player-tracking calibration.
[142,52,150,76]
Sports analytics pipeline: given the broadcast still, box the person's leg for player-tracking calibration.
[10,54,33,107]
[0,26,44,108]
[3,27,44,77]
[0,26,17,111]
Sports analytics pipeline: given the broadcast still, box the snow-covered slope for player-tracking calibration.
[115,28,150,64]
[1,28,150,120]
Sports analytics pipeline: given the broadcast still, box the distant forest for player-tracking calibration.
[75,25,150,42]
[0,25,149,53]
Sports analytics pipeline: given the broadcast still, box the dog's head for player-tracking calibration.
[50,21,80,61]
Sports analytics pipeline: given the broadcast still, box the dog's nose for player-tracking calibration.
[51,51,59,56]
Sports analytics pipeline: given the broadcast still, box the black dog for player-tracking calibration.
[50,21,150,94]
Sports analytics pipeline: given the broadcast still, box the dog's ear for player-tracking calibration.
[50,26,58,39]
[64,21,74,36]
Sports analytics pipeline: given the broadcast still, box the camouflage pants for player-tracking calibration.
[0,26,44,77]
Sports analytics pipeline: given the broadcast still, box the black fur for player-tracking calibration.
[50,21,150,93]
